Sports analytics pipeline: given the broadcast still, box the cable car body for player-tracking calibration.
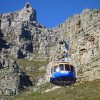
[50,62,76,86]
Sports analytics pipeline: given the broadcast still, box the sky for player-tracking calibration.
[0,0,100,28]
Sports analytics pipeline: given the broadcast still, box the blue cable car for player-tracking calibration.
[50,40,77,86]
[50,62,76,86]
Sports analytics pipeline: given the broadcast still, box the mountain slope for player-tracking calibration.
[0,3,100,100]
[10,80,100,100]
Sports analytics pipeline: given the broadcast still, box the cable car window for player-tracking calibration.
[65,64,70,71]
[70,66,74,72]
[54,65,59,72]
[59,64,64,71]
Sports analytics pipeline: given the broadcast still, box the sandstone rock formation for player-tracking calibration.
[45,9,100,83]
[0,54,21,96]
[0,3,100,96]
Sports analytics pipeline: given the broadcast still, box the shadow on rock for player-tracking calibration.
[0,30,10,51]
[19,72,33,89]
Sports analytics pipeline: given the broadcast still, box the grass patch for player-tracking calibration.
[10,80,100,100]
[16,59,49,85]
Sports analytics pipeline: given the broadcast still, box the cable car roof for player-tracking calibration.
[52,62,73,68]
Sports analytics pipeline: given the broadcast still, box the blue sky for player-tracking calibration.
[0,0,100,28]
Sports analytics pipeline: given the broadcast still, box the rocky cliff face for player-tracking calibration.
[45,9,100,83]
[51,9,100,81]
[0,53,33,97]
[0,3,100,96]
[0,54,20,96]
[0,3,47,60]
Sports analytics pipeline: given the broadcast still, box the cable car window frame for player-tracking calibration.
[65,64,70,71]
[59,64,64,71]
[70,66,74,72]
[54,65,59,72]
[52,63,75,73]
